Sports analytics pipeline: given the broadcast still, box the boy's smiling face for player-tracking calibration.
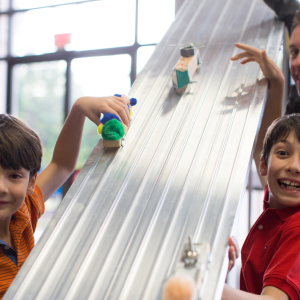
[260,130,300,209]
[0,166,36,221]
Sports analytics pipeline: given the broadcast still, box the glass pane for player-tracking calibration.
[13,0,89,10]
[0,61,7,113]
[138,0,175,45]
[12,61,66,167]
[0,0,9,12]
[0,15,8,57]
[137,45,155,75]
[71,54,131,168]
[12,61,66,242]
[12,0,135,57]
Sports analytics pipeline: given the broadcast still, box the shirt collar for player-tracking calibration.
[0,239,10,247]
[263,185,300,221]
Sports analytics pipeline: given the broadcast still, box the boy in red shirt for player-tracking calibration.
[224,10,300,300]
[0,95,130,298]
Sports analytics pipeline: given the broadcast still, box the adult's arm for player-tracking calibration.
[231,43,284,188]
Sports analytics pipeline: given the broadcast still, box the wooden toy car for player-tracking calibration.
[172,44,201,93]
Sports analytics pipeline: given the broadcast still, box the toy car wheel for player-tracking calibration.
[180,45,196,57]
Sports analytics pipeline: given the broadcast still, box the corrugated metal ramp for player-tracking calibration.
[5,0,284,299]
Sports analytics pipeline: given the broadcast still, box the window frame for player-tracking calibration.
[0,0,158,116]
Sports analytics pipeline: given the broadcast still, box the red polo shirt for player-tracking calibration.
[240,185,300,300]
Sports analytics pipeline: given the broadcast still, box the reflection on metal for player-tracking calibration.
[162,236,210,300]
[5,0,284,299]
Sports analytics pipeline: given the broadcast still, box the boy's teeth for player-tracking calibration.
[279,179,300,188]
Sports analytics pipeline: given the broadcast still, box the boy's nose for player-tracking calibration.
[0,177,8,194]
[287,156,300,174]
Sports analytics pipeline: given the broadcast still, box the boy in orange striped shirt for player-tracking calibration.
[0,95,131,298]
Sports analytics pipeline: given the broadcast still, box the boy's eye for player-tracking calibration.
[277,150,287,156]
[10,174,21,179]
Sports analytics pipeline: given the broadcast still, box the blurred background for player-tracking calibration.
[0,0,265,290]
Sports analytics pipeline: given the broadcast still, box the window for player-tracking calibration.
[12,61,66,167]
[13,0,91,10]
[11,1,136,57]
[0,15,8,57]
[0,0,9,12]
[71,54,131,168]
[0,0,176,240]
[0,61,7,113]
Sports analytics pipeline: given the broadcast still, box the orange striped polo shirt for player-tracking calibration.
[0,185,44,299]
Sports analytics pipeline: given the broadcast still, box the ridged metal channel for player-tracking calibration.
[5,0,284,299]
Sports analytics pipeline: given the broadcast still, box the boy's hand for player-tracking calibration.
[228,236,240,273]
[37,94,132,201]
[74,94,131,127]
[231,43,284,86]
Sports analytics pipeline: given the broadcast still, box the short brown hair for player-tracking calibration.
[0,114,42,177]
[291,10,300,34]
[262,114,300,166]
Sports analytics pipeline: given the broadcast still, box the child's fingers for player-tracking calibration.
[112,98,130,121]
[109,101,130,127]
[113,94,131,123]
[228,246,236,271]
[229,246,236,261]
[229,236,240,258]
[113,94,130,105]
[233,236,240,258]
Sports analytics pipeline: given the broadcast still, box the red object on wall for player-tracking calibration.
[55,33,71,49]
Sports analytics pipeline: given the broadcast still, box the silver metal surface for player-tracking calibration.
[5,0,284,299]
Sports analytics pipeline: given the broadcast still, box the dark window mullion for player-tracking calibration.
[6,0,12,114]
[62,58,73,197]
[0,0,103,15]
[65,59,71,118]
[130,0,139,86]
[5,46,145,64]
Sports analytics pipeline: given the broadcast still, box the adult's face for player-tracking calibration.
[290,25,300,94]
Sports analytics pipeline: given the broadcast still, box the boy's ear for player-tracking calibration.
[259,155,268,176]
[26,173,37,196]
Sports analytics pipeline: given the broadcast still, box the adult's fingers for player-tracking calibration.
[240,58,256,65]
[235,43,262,55]
[231,52,254,61]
